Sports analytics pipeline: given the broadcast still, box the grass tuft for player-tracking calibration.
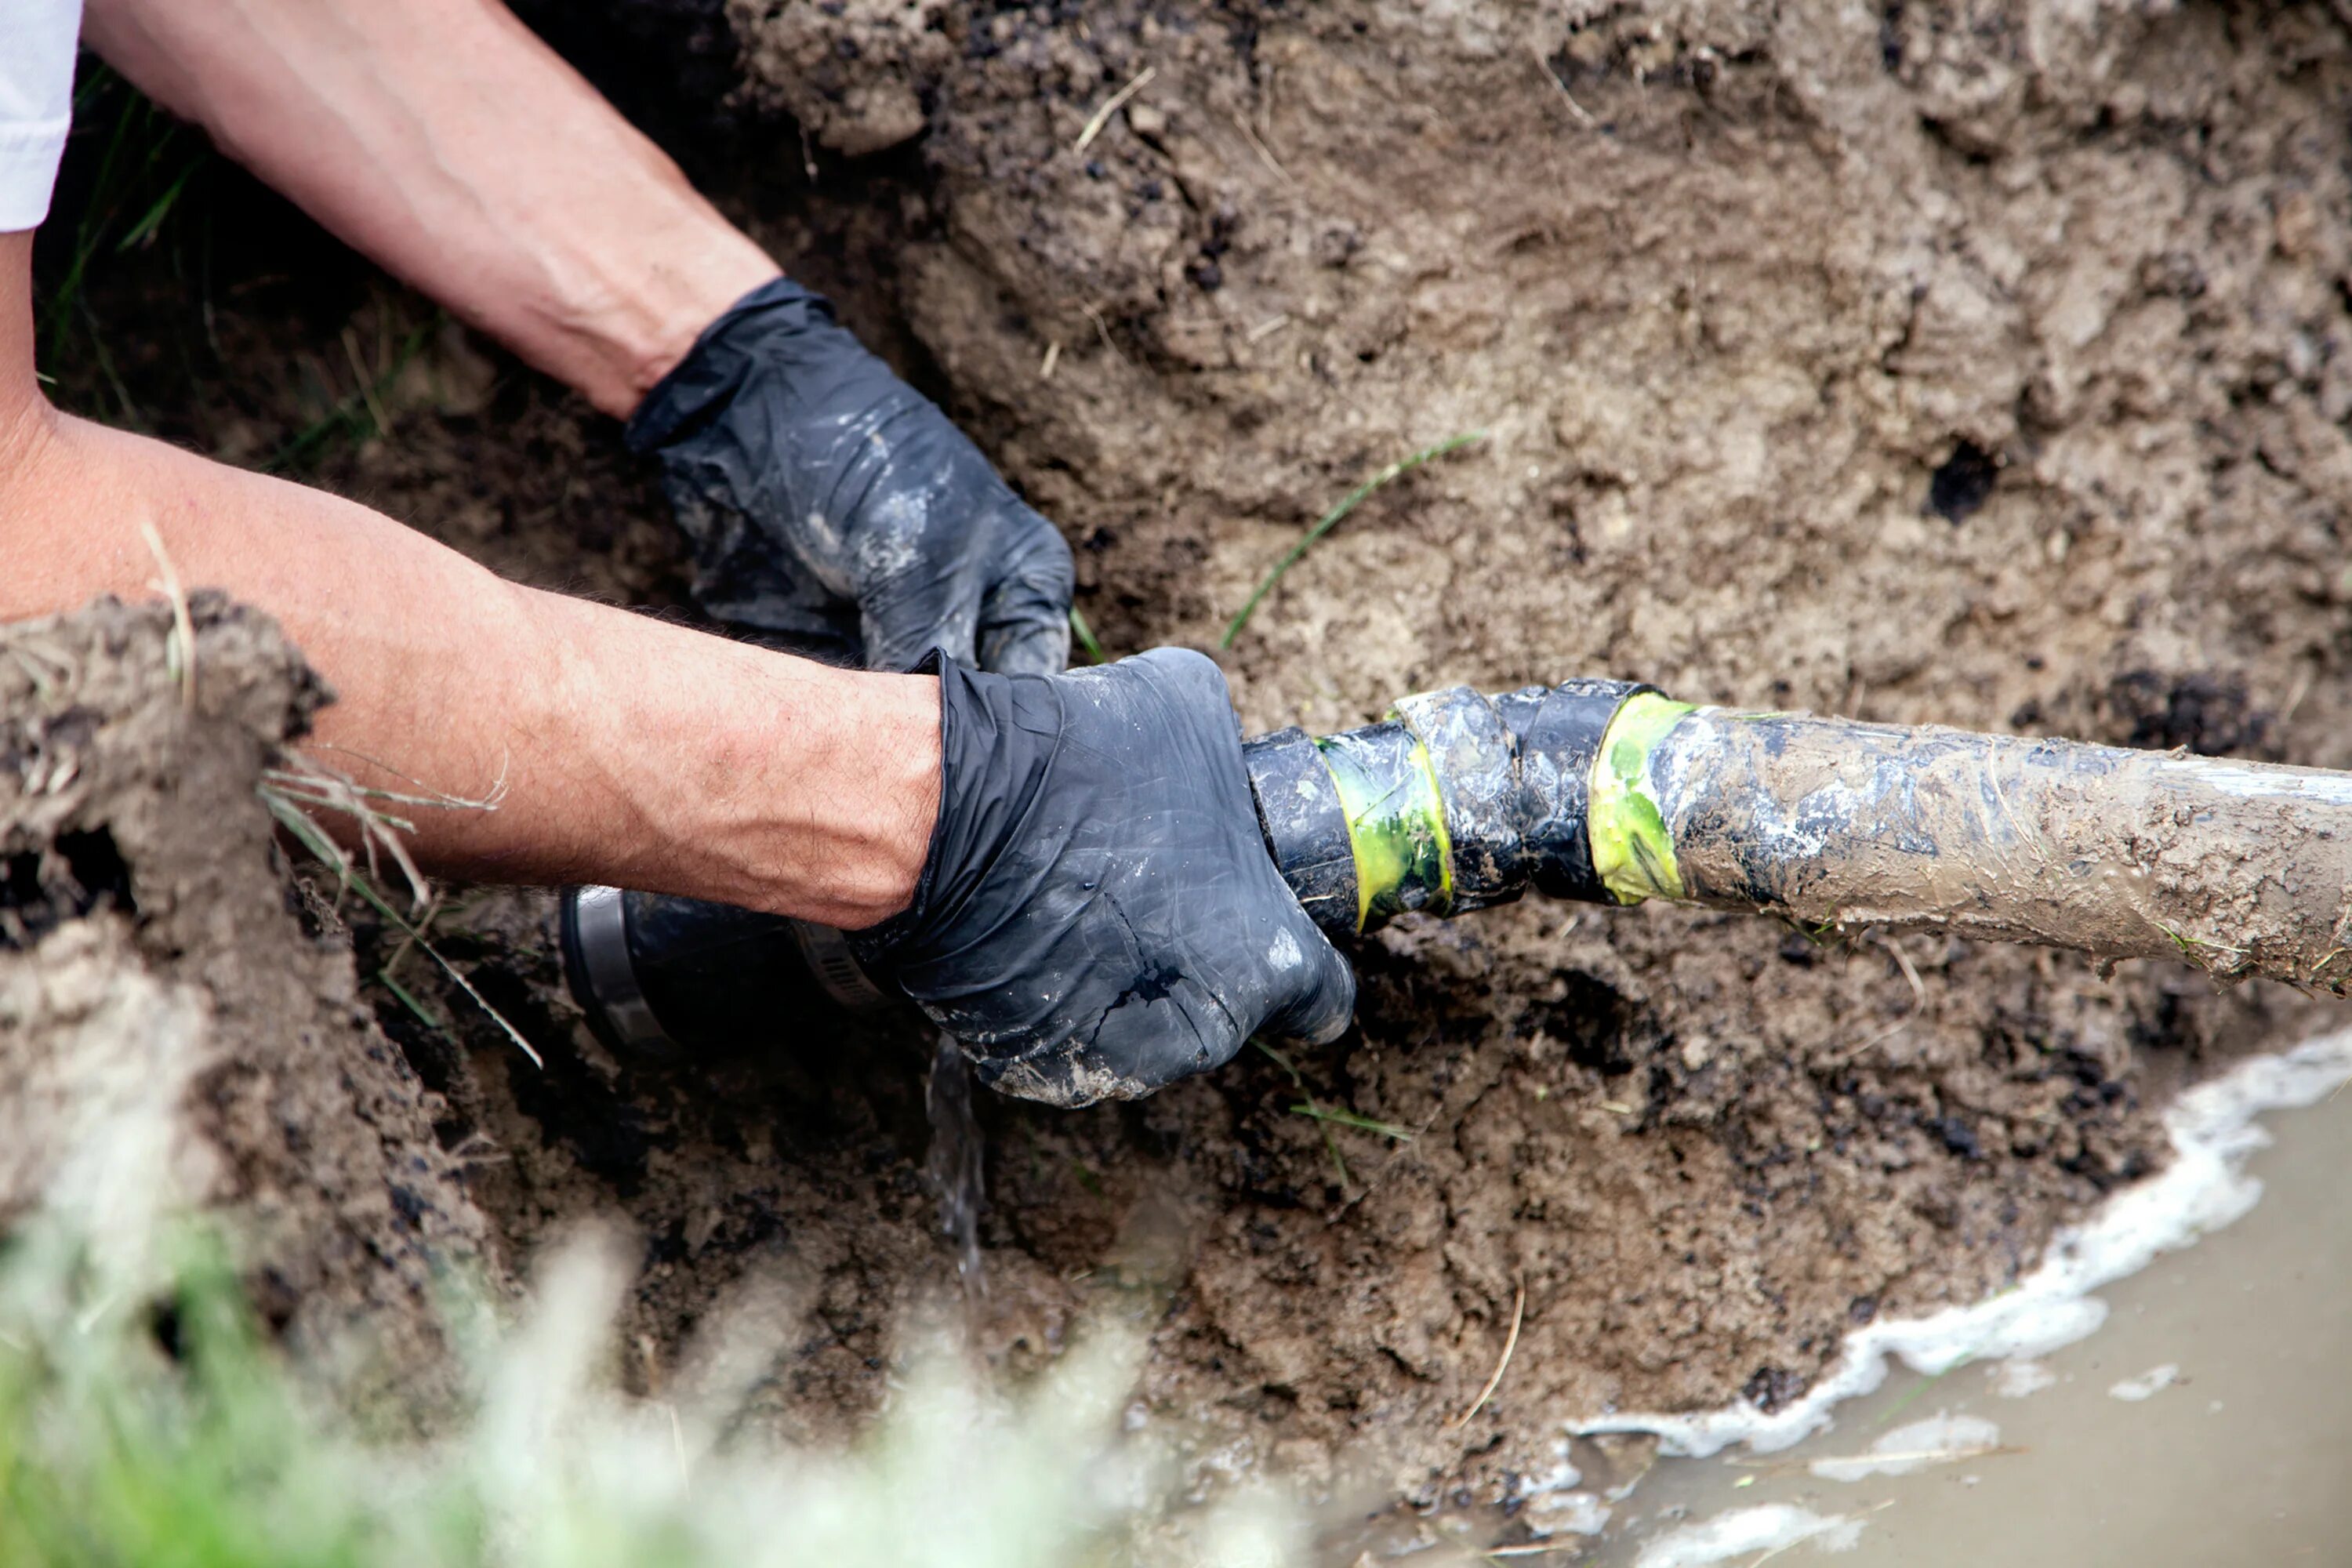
[39,67,205,369]
[265,316,438,474]
[259,753,539,1068]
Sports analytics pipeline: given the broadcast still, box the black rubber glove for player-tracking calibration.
[854,649,1356,1107]
[626,278,1075,677]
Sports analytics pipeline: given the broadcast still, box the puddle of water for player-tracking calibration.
[1572,1029,2352,1565]
[924,1030,985,1291]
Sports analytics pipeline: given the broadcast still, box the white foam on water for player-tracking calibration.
[1631,1504,1865,1567]
[1807,1411,2002,1481]
[1990,1358,2056,1398]
[2107,1363,2180,1402]
[1523,1486,1613,1537]
[1561,1025,2352,1461]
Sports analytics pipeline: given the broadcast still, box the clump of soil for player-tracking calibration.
[31,0,2352,1526]
[0,598,488,1406]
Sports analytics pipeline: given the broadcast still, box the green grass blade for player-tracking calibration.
[1287,1102,1415,1141]
[377,971,448,1036]
[263,320,434,474]
[1221,430,1484,648]
[1252,1039,1305,1087]
[78,299,146,434]
[1069,606,1107,666]
[1871,1354,1971,1428]
[114,160,198,254]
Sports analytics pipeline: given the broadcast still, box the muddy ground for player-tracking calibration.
[0,601,488,1414]
[20,0,2352,1537]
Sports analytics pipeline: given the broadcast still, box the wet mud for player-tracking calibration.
[25,0,2352,1525]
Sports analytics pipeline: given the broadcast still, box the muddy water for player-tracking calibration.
[1584,1038,2352,1566]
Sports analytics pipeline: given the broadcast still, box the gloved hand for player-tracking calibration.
[854,648,1356,1107]
[626,278,1075,677]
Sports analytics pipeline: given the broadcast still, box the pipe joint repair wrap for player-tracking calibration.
[1391,686,1535,912]
[1583,689,1698,904]
[1241,725,1360,939]
[1243,678,1678,937]
[1243,716,1452,938]
[1310,717,1454,931]
[1493,678,1661,903]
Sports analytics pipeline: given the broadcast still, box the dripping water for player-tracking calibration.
[925,1030,985,1291]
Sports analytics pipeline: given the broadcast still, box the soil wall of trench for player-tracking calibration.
[23,0,2352,1523]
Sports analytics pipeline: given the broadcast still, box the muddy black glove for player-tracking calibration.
[626,278,1075,676]
[855,649,1356,1107]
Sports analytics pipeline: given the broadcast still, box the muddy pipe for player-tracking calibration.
[562,681,2352,1058]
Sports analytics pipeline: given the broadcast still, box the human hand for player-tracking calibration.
[851,649,1357,1106]
[626,278,1074,676]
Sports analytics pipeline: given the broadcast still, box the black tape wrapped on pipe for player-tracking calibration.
[1493,678,1660,903]
[1241,679,1653,938]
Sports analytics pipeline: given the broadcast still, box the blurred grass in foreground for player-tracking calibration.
[0,1219,1301,1568]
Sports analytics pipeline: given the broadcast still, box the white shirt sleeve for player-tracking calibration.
[0,0,87,232]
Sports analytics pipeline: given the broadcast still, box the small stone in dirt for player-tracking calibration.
[1927,439,1998,524]
[1741,1365,1809,1414]
[1929,1114,1982,1159]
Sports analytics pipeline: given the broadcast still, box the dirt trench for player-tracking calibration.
[27,0,2352,1527]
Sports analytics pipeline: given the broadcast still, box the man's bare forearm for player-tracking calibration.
[83,0,779,416]
[15,4,941,924]
[2,235,932,923]
[0,406,937,923]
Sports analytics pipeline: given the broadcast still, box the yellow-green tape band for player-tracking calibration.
[1316,731,1453,932]
[1588,691,1694,905]
[1407,736,1456,914]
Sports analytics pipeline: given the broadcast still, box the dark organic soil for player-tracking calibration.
[25,0,2352,1526]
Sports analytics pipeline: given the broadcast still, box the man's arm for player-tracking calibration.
[81,0,777,416]
[34,0,1352,1093]
[0,232,936,927]
[85,0,1077,679]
